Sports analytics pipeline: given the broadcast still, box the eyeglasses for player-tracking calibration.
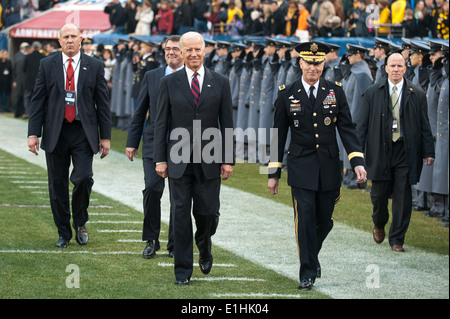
[164,47,181,52]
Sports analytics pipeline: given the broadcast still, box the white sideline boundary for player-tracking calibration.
[0,115,448,299]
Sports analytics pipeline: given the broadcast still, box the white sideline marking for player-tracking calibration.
[97,229,141,233]
[12,181,47,184]
[0,249,140,255]
[19,186,47,189]
[89,221,141,224]
[158,262,237,268]
[0,204,114,209]
[0,204,50,208]
[117,239,167,243]
[192,277,265,282]
[90,213,130,216]
[212,293,302,298]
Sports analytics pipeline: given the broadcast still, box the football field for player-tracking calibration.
[0,115,448,302]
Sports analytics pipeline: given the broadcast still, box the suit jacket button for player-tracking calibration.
[316,144,319,148]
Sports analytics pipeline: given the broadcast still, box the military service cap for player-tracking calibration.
[264,37,277,47]
[373,37,391,54]
[409,40,429,55]
[216,41,231,49]
[231,42,246,52]
[429,40,445,54]
[401,38,411,50]
[346,43,369,56]
[82,38,93,45]
[204,38,216,47]
[295,41,330,63]
[327,43,341,52]
[140,39,157,48]
[388,42,403,54]
[275,39,291,50]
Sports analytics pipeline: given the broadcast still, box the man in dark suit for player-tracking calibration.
[27,24,112,248]
[23,41,45,118]
[357,52,435,253]
[126,35,184,259]
[153,32,234,285]
[268,42,367,290]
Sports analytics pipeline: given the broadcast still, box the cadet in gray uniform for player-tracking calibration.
[258,38,278,164]
[341,44,373,189]
[247,41,265,163]
[235,41,255,161]
[285,41,301,86]
[406,40,431,92]
[416,41,447,218]
[229,42,247,126]
[213,41,232,77]
[323,43,341,82]
[407,40,432,210]
[432,45,449,226]
[373,37,390,84]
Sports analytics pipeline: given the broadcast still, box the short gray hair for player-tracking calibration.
[179,32,205,50]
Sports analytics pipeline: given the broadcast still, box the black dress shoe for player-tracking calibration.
[142,240,160,259]
[168,250,175,258]
[175,279,190,286]
[75,225,89,245]
[56,236,70,248]
[298,278,314,290]
[199,257,213,275]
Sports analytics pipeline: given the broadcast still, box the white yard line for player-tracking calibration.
[0,115,448,299]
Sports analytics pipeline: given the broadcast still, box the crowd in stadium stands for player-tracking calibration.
[0,1,448,39]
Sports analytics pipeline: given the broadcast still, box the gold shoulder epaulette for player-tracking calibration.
[335,81,342,87]
[278,85,286,91]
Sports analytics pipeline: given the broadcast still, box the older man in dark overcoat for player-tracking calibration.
[357,53,435,252]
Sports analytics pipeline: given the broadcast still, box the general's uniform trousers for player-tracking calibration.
[291,186,340,281]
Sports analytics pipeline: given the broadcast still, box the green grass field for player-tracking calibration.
[0,120,448,301]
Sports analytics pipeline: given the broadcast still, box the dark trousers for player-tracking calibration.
[370,140,411,246]
[142,157,174,251]
[45,120,93,240]
[169,163,220,281]
[291,187,340,281]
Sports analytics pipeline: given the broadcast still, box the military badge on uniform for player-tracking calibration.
[323,90,337,106]
[294,120,300,127]
[324,117,331,126]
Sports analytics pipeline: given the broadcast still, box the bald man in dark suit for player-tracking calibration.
[27,24,111,248]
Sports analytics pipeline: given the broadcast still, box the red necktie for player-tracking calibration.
[191,72,200,107]
[65,58,76,122]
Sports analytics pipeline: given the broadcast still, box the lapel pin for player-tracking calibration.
[83,67,87,70]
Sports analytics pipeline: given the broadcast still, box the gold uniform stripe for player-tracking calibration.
[268,162,282,168]
[294,197,301,264]
[348,152,364,161]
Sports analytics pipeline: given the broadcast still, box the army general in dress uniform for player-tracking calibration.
[267,42,367,290]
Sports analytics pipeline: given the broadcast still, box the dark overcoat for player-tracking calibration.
[357,78,435,184]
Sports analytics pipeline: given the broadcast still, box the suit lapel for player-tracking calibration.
[197,68,213,108]
[177,68,196,108]
[53,53,65,95]
[77,54,89,96]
